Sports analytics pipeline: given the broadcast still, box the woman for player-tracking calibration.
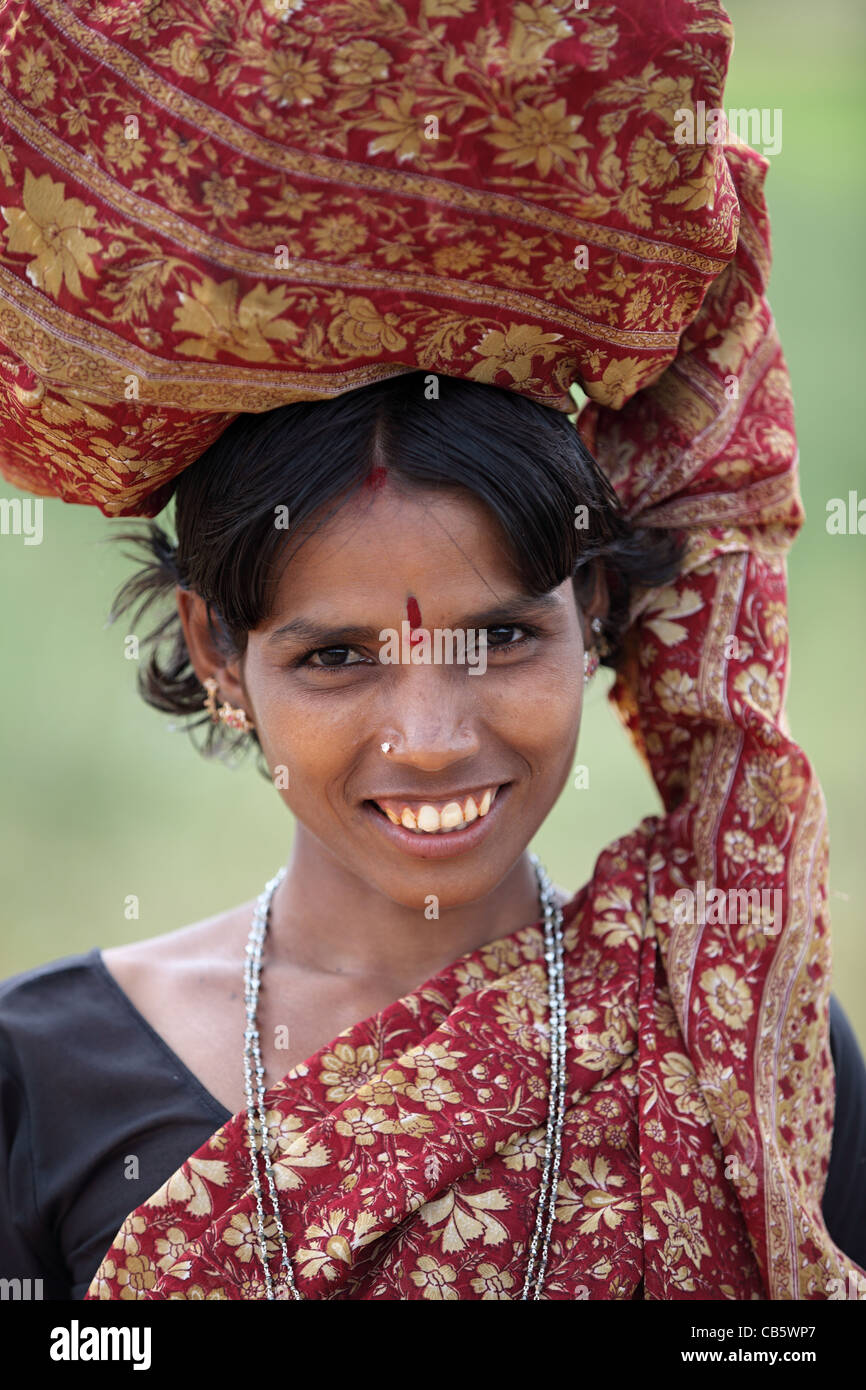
[0,0,863,1303]
[1,369,864,1300]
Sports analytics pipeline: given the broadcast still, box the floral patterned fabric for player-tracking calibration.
[87,852,769,1301]
[0,0,742,516]
[0,0,844,1299]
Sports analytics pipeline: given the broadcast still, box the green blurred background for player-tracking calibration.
[1,1,864,1043]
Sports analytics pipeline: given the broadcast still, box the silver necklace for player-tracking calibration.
[243,851,567,1300]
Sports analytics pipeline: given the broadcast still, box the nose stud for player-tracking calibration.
[381,742,392,754]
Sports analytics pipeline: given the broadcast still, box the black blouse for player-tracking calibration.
[0,948,864,1300]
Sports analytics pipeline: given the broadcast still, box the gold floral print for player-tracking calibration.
[417,1187,511,1251]
[723,828,757,866]
[408,1254,459,1299]
[651,1188,713,1269]
[484,100,591,179]
[466,323,563,385]
[296,1209,383,1281]
[556,1155,638,1234]
[153,1226,190,1268]
[733,662,782,718]
[1,170,101,298]
[642,588,704,647]
[699,965,755,1030]
[469,1263,517,1298]
[653,668,698,716]
[114,1256,158,1298]
[173,277,301,362]
[222,1212,264,1264]
[701,1063,753,1146]
[402,1072,462,1111]
[146,1156,231,1218]
[660,1053,714,1123]
[736,753,807,834]
[328,297,408,355]
[17,47,57,106]
[333,1105,399,1145]
[318,1042,381,1102]
[0,0,746,515]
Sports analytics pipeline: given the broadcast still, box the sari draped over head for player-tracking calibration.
[0,0,857,1299]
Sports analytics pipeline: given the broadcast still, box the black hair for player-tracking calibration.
[106,370,685,777]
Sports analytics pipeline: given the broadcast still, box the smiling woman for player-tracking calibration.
[1,0,864,1306]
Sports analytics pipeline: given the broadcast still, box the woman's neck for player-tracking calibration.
[264,828,547,990]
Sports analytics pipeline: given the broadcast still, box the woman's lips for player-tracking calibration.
[362,784,511,859]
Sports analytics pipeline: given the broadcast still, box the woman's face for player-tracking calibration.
[199,480,598,912]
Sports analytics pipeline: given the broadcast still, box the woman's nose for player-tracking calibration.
[379,674,481,771]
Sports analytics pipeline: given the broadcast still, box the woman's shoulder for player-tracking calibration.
[0,948,105,1037]
[0,894,252,1064]
[99,897,257,1005]
[0,945,101,991]
[0,949,124,1099]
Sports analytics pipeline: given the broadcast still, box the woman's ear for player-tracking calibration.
[575,560,610,644]
[175,586,248,710]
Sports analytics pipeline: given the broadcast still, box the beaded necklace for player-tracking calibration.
[243,852,566,1300]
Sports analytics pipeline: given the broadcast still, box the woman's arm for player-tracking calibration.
[825,995,866,1268]
[580,140,864,1297]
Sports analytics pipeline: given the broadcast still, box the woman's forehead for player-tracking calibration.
[265,483,525,617]
[278,482,512,576]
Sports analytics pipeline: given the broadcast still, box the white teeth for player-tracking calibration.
[377,786,500,834]
[416,805,441,833]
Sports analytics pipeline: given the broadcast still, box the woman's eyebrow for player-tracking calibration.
[264,592,563,647]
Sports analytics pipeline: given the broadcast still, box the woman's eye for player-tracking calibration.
[305,646,366,669]
[484,625,530,649]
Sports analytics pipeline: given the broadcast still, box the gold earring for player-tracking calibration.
[591,615,611,657]
[202,676,254,733]
[583,617,610,685]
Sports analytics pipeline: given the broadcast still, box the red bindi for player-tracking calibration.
[407,594,423,644]
[362,465,388,491]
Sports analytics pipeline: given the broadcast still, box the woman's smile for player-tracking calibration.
[360,781,511,859]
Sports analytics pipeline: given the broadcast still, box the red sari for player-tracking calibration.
[87,829,768,1301]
